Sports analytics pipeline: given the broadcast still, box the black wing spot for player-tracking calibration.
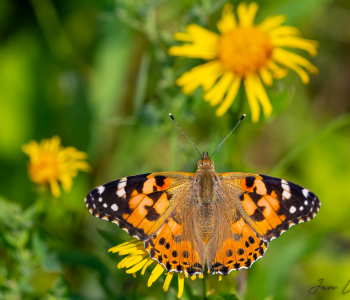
[147,191,163,202]
[155,175,167,188]
[245,177,256,188]
[248,236,255,244]
[145,206,160,221]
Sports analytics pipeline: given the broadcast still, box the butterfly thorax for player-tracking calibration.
[195,154,217,244]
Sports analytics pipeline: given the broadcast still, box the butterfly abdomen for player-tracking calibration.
[195,170,216,244]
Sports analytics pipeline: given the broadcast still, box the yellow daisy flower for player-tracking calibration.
[109,238,223,298]
[169,2,318,122]
[22,136,90,197]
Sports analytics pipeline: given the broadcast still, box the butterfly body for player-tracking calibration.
[85,153,320,276]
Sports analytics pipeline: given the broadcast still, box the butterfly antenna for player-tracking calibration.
[169,113,203,158]
[210,114,246,159]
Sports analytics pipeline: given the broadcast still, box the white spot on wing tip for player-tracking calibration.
[111,204,118,211]
[117,188,126,198]
[302,188,309,198]
[290,206,296,213]
[103,203,107,208]
[118,178,127,189]
[282,190,291,200]
[281,180,290,192]
[97,186,105,194]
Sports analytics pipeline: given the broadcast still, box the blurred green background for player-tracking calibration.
[1,0,350,299]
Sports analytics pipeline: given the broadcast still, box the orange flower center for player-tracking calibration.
[217,27,273,76]
[29,153,60,184]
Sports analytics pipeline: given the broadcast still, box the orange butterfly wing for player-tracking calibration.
[206,172,320,274]
[85,172,205,275]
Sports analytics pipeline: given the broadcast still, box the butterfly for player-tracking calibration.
[84,114,320,276]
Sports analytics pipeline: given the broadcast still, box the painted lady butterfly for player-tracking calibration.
[85,115,320,276]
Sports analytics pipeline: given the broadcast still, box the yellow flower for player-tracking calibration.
[169,2,318,122]
[22,136,90,197]
[109,238,223,298]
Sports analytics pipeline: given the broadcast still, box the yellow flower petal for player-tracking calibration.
[118,255,135,269]
[204,72,234,106]
[123,255,146,268]
[176,61,223,94]
[218,275,222,281]
[141,259,154,275]
[267,61,288,79]
[271,36,318,56]
[191,275,196,280]
[148,264,165,287]
[59,175,73,192]
[269,25,301,37]
[169,46,217,60]
[108,240,142,253]
[118,246,146,256]
[237,2,259,27]
[199,274,204,279]
[217,4,237,33]
[216,76,242,117]
[259,67,273,86]
[174,32,193,42]
[49,180,61,198]
[252,74,273,117]
[169,24,219,60]
[273,49,311,84]
[163,272,174,292]
[274,48,318,74]
[259,15,286,32]
[178,273,184,298]
[244,75,260,123]
[126,257,152,274]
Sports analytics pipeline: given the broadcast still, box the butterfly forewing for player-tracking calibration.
[219,172,321,242]
[84,172,193,240]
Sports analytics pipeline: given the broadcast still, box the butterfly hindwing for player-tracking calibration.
[205,184,269,275]
[84,172,193,241]
[208,216,268,274]
[144,206,205,276]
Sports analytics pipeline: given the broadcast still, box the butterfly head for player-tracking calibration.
[197,152,215,170]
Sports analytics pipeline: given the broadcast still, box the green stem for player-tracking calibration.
[202,271,211,299]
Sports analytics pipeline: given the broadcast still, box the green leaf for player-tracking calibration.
[207,291,240,300]
[96,228,122,245]
[3,230,29,249]
[32,232,61,272]
[267,84,292,118]
[270,113,350,176]
[57,251,107,276]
